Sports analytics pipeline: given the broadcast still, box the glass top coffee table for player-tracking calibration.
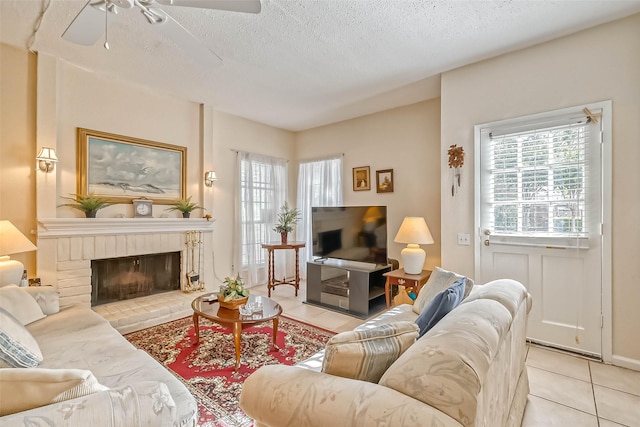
[191,293,283,369]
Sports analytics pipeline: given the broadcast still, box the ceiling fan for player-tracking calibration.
[62,0,261,65]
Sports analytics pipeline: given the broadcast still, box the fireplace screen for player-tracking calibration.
[91,252,181,306]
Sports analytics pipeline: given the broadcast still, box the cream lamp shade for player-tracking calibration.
[36,147,59,173]
[393,217,434,274]
[0,220,37,286]
[204,171,218,187]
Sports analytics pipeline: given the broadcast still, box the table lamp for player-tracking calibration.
[393,217,434,274]
[0,220,37,285]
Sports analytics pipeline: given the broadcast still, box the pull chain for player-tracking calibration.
[104,3,110,50]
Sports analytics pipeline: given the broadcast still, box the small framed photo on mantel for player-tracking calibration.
[376,169,394,193]
[353,166,371,191]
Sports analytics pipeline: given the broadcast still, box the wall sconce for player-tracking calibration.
[204,171,218,187]
[36,147,59,173]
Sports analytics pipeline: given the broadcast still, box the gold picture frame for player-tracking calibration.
[353,166,371,191]
[77,128,186,204]
[376,169,394,193]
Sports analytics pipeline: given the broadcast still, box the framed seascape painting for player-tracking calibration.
[376,169,394,193]
[77,128,186,204]
[353,166,371,191]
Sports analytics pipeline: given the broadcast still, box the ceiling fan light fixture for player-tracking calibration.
[62,0,261,61]
[141,7,167,24]
[113,0,135,9]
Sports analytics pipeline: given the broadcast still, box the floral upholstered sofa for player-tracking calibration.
[240,273,532,427]
[0,284,197,426]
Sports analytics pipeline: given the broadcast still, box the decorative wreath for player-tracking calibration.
[448,145,465,169]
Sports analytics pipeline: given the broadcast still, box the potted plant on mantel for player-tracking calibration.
[59,193,112,218]
[167,196,204,218]
[273,202,301,244]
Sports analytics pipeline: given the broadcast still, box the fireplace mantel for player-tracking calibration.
[38,218,215,238]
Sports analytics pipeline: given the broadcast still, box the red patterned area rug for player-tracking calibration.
[125,316,334,427]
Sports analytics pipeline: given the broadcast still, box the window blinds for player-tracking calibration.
[485,115,596,240]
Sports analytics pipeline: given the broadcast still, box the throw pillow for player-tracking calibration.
[0,368,109,416]
[22,286,60,315]
[0,284,46,325]
[412,266,474,315]
[322,321,419,383]
[0,307,43,368]
[415,278,466,337]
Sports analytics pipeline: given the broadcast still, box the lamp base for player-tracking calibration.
[0,256,24,286]
[400,244,425,275]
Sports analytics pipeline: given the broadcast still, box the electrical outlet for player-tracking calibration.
[457,233,471,246]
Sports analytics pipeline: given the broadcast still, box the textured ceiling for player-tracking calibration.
[2,0,640,131]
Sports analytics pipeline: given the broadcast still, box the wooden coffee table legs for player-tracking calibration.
[193,312,200,344]
[272,317,279,349]
[232,323,242,369]
[192,313,279,370]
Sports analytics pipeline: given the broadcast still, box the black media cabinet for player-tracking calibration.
[306,260,391,318]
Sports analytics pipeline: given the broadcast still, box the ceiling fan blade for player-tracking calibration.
[159,12,223,67]
[158,0,261,14]
[62,0,107,45]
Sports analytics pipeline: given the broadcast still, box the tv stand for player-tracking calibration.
[306,260,391,318]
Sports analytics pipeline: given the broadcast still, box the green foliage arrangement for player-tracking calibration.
[273,202,301,233]
[59,193,111,216]
[167,196,204,214]
[219,275,250,301]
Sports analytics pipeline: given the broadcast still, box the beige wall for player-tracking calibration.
[0,43,37,275]
[440,14,640,365]
[54,60,202,218]
[296,100,442,270]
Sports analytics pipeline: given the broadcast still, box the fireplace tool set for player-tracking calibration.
[184,231,205,292]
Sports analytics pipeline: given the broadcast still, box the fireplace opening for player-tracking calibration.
[91,252,181,306]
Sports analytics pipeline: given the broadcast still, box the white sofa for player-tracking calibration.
[0,285,198,426]
[240,278,531,427]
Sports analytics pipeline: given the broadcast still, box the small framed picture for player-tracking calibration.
[353,166,371,191]
[376,169,394,193]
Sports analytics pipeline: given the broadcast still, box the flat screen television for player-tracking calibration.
[311,206,387,264]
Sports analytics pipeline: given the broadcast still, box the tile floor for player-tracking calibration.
[103,281,640,426]
[252,282,640,427]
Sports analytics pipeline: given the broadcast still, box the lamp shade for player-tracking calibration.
[0,220,37,255]
[393,217,434,245]
[394,217,434,274]
[36,147,59,162]
[0,221,36,285]
[204,171,218,187]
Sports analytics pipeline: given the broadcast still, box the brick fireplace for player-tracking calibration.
[37,218,215,332]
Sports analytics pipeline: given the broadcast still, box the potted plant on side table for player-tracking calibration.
[59,193,112,218]
[167,196,204,218]
[273,202,301,244]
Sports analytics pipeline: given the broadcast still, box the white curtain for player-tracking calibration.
[297,155,343,277]
[234,151,287,287]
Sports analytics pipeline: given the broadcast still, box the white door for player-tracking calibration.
[475,103,609,357]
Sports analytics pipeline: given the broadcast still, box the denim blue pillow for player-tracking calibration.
[415,277,466,338]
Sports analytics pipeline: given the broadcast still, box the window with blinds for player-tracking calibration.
[483,114,598,242]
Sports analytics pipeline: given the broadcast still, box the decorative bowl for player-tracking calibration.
[217,295,249,310]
